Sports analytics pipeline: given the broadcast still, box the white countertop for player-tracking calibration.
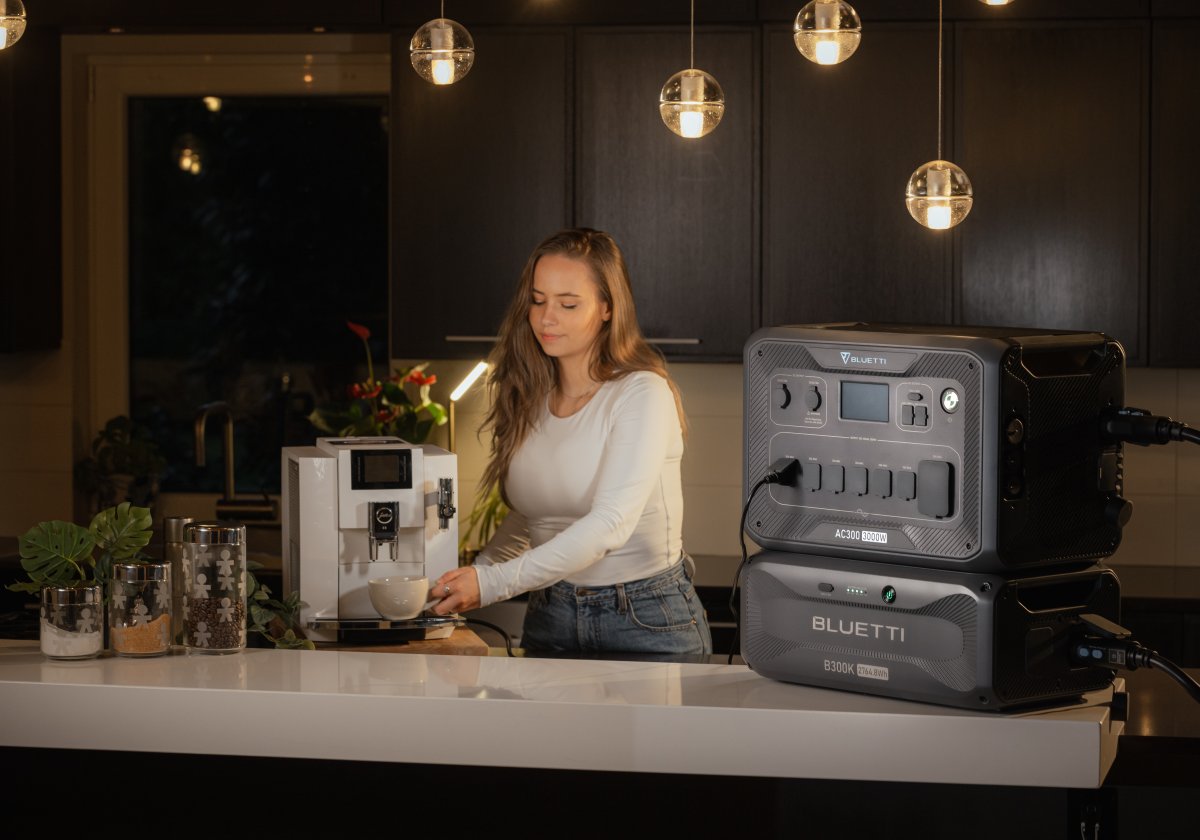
[0,641,1122,788]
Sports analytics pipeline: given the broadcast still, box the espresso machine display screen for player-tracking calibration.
[840,381,889,423]
[351,450,412,489]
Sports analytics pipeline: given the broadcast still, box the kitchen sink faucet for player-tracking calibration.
[194,401,277,521]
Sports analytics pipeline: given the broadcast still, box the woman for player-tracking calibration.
[430,228,712,657]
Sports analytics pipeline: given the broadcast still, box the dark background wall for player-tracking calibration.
[3,1,1198,365]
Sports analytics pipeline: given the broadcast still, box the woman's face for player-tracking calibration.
[528,253,611,366]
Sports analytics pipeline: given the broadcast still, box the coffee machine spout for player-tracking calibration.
[368,501,399,561]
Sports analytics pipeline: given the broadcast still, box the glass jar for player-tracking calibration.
[183,521,247,654]
[110,563,172,657]
[40,584,104,660]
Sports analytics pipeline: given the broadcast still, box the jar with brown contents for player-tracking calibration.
[110,563,172,657]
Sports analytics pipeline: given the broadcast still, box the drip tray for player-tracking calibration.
[309,615,462,642]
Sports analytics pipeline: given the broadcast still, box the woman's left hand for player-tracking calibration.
[429,566,481,615]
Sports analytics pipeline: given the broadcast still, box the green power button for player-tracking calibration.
[882,585,897,604]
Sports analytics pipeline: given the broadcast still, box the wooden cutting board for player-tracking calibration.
[322,626,489,656]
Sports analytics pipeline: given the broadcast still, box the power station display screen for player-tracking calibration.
[840,381,890,422]
[351,450,412,489]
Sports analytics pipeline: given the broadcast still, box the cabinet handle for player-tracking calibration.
[446,335,701,346]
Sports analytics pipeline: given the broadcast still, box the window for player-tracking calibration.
[128,95,388,493]
[75,37,391,503]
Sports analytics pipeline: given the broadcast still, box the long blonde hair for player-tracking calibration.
[480,228,686,495]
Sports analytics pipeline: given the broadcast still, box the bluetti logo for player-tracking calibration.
[839,351,888,366]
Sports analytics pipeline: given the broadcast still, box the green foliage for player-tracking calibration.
[308,322,446,443]
[74,416,166,512]
[7,502,156,594]
[460,484,509,552]
[246,561,314,650]
[10,521,97,593]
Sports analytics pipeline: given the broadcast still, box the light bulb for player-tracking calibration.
[659,69,725,139]
[794,0,861,66]
[905,160,973,230]
[172,134,204,176]
[410,18,474,86]
[979,0,1014,5]
[0,0,26,50]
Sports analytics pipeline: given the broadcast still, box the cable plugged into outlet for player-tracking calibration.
[1071,613,1200,704]
[727,457,801,663]
[1100,406,1200,447]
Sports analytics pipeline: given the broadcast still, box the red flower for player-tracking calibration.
[376,409,393,422]
[346,321,371,341]
[349,381,382,399]
[406,371,437,387]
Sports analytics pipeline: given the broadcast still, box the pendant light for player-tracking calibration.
[794,0,862,66]
[0,1,26,50]
[659,0,725,139]
[905,0,973,230]
[410,1,474,86]
[978,1,1015,5]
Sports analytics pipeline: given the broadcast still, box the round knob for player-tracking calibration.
[804,386,822,411]
[1005,416,1025,445]
[1106,497,1133,528]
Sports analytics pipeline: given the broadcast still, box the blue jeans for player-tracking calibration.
[521,557,713,658]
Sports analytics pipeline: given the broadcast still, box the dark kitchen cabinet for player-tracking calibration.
[956,22,1149,361]
[1148,21,1200,366]
[0,25,61,353]
[762,23,952,328]
[575,27,758,360]
[389,28,571,359]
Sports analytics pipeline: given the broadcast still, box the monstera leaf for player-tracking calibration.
[11,521,97,593]
[90,501,152,560]
[88,503,153,584]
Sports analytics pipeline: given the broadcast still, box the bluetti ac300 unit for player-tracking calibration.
[740,550,1120,710]
[743,324,1129,573]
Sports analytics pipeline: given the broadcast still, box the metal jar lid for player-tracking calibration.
[183,521,246,546]
[41,584,103,605]
[163,515,195,543]
[112,562,169,584]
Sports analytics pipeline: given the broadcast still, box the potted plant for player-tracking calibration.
[246,560,314,650]
[459,484,509,565]
[309,321,447,442]
[7,503,154,659]
[74,416,167,516]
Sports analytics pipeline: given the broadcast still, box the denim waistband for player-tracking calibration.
[552,555,693,603]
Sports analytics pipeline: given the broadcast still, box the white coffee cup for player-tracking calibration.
[368,576,430,620]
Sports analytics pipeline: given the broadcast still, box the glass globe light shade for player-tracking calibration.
[659,69,725,139]
[410,18,474,86]
[0,0,27,50]
[979,0,1015,5]
[172,134,204,176]
[794,0,862,66]
[905,160,973,230]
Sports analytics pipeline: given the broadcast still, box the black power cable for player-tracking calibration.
[462,617,515,657]
[727,457,800,664]
[1100,406,1199,447]
[1072,613,1200,706]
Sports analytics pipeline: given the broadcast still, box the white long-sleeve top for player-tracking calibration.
[473,370,684,607]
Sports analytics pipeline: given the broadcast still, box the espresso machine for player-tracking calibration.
[281,437,459,644]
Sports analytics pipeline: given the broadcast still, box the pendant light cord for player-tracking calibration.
[937,0,944,161]
[441,0,445,19]
[690,0,695,69]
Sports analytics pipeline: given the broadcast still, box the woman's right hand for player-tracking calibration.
[429,566,481,615]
